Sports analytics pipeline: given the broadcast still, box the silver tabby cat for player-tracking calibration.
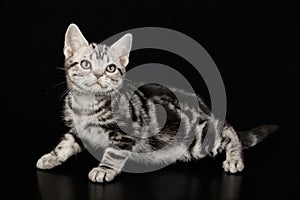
[37,24,278,183]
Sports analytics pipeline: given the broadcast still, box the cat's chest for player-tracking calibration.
[73,114,108,149]
[70,95,110,149]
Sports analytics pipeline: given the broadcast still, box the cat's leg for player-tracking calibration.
[36,133,82,169]
[220,123,244,173]
[88,147,129,183]
[88,130,135,183]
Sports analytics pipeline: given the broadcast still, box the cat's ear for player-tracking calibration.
[110,34,132,67]
[64,24,88,58]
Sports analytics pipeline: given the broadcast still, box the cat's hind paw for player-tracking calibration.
[88,166,117,183]
[222,157,244,173]
[36,152,64,169]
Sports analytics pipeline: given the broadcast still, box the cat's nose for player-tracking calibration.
[93,72,102,79]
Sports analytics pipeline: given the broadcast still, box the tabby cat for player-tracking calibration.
[36,24,278,183]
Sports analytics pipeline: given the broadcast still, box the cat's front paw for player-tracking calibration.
[222,157,244,173]
[88,166,118,183]
[36,152,64,169]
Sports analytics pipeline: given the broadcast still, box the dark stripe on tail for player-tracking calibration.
[238,124,279,149]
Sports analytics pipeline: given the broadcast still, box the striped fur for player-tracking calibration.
[37,24,278,182]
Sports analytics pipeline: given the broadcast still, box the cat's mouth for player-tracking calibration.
[96,82,108,89]
[84,82,109,94]
[85,81,108,89]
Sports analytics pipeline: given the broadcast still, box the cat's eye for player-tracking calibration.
[106,64,117,73]
[80,60,91,69]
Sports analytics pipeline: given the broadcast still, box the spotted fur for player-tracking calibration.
[37,24,278,182]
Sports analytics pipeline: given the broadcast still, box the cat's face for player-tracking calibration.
[64,24,132,95]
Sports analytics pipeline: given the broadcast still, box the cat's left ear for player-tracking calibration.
[110,34,132,67]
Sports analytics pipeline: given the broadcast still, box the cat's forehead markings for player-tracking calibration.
[104,46,108,51]
[101,50,108,61]
[90,48,100,60]
[103,46,110,62]
[91,43,97,49]
[86,44,110,63]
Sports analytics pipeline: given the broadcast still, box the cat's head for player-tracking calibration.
[64,24,132,95]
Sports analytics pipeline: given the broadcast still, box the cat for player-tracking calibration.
[36,24,278,183]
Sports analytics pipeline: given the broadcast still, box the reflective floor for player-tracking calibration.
[34,161,244,200]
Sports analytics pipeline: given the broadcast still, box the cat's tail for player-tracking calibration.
[237,125,279,149]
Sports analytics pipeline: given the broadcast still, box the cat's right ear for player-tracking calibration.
[64,24,88,58]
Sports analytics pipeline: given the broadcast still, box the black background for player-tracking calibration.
[3,0,299,199]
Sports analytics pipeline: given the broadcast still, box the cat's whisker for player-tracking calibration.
[58,87,71,102]
[122,78,133,83]
[45,82,67,96]
[54,67,68,71]
[103,80,123,96]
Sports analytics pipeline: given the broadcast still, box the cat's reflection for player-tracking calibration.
[37,169,241,200]
[218,173,242,200]
[88,181,123,200]
[36,170,79,200]
[37,170,123,200]
[151,171,243,200]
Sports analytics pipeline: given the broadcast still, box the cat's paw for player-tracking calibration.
[222,157,244,173]
[36,153,64,169]
[88,166,118,183]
